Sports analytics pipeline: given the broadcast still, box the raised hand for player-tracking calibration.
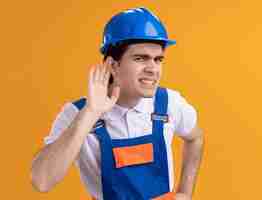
[86,57,120,115]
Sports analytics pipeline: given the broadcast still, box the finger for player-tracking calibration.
[100,60,107,80]
[101,57,112,84]
[93,64,101,83]
[103,70,110,85]
[105,56,113,74]
[89,66,95,84]
[96,63,104,82]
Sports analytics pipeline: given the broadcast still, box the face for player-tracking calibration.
[111,43,165,99]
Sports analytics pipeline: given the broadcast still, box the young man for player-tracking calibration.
[31,7,204,200]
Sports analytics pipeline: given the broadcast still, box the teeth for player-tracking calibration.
[140,79,154,84]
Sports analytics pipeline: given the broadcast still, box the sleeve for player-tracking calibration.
[43,102,79,145]
[167,88,198,137]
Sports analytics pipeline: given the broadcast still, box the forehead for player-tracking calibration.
[124,43,164,56]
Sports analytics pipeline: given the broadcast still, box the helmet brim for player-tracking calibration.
[100,37,176,54]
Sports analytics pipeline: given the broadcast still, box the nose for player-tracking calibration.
[144,59,160,74]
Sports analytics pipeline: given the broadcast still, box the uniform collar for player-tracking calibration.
[102,96,154,121]
[133,96,154,114]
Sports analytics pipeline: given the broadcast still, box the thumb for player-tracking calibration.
[109,85,120,105]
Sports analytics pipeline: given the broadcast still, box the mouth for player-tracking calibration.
[138,78,157,87]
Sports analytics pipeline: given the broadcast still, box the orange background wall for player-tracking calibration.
[2,0,262,199]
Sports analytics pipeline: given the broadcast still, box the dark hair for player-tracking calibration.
[103,39,166,84]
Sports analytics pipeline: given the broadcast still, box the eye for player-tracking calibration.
[155,57,164,63]
[134,57,144,62]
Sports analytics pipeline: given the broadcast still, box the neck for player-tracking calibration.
[116,94,140,109]
[108,84,140,109]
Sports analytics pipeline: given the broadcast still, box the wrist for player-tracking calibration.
[82,106,103,119]
[73,106,103,134]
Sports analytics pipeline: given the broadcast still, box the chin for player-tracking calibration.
[139,87,157,98]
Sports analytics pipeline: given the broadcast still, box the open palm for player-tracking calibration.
[86,58,120,115]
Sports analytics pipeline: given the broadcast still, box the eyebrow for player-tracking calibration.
[132,54,165,59]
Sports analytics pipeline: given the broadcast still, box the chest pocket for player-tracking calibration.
[113,143,154,168]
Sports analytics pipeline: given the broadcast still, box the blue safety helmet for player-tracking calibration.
[100,7,176,54]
